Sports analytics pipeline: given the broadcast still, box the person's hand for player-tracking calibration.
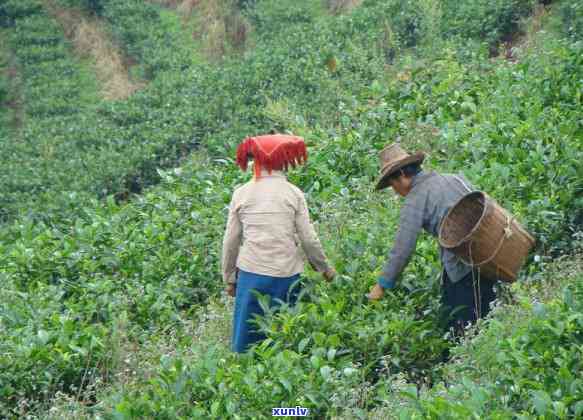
[367,276,395,301]
[323,267,337,282]
[367,283,385,301]
[226,283,236,297]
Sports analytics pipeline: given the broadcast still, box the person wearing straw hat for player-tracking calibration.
[367,143,497,335]
[222,134,337,353]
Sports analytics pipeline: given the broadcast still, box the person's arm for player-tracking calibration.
[222,193,242,286]
[379,196,425,289]
[295,193,335,279]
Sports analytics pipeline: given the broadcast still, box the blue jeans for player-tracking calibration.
[232,270,300,353]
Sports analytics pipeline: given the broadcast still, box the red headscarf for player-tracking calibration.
[236,134,308,178]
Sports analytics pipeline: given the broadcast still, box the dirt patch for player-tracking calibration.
[43,0,144,101]
[186,0,250,60]
[148,0,250,61]
[325,0,363,15]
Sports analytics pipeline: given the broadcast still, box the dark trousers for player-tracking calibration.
[440,269,497,337]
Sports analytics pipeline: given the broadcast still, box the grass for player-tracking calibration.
[40,296,233,418]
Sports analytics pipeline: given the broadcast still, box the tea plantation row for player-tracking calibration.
[2,24,582,415]
[104,34,582,418]
[0,0,205,223]
[395,257,583,418]
[0,0,552,223]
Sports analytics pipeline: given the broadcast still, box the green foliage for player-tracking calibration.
[103,23,581,419]
[0,1,103,221]
[0,32,10,134]
[97,148,449,418]
[436,42,583,249]
[100,0,196,80]
[561,0,583,40]
[246,0,326,34]
[0,0,557,224]
[442,0,536,47]
[0,0,43,28]
[1,0,388,221]
[0,160,232,416]
[0,59,7,106]
[0,276,111,416]
[0,1,211,222]
[396,264,583,418]
[57,0,106,15]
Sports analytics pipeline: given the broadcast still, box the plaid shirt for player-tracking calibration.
[382,170,474,285]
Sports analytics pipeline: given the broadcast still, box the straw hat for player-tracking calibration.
[375,143,425,191]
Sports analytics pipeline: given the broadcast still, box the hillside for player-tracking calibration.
[0,0,582,418]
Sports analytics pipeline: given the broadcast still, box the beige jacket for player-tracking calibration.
[221,171,330,284]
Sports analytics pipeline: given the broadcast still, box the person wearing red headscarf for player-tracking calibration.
[222,134,336,353]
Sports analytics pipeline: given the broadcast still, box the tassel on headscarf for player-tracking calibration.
[236,134,308,178]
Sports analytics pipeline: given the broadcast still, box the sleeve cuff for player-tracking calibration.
[378,276,395,290]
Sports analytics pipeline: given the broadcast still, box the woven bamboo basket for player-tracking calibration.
[439,191,536,282]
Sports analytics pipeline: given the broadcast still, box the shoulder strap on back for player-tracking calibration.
[452,174,473,193]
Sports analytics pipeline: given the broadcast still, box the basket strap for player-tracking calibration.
[453,175,473,193]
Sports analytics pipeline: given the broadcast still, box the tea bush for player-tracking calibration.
[10,16,100,118]
[423,41,582,249]
[391,257,583,418]
[1,0,547,223]
[0,33,11,136]
[0,159,232,416]
[0,1,103,220]
[108,259,583,419]
[58,0,106,16]
[0,52,7,105]
[0,1,207,222]
[0,275,111,414]
[246,0,326,34]
[561,0,583,40]
[441,0,536,47]
[99,0,197,80]
[0,0,43,27]
[104,26,581,419]
[94,143,449,419]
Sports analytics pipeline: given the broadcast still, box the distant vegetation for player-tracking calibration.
[0,0,568,223]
